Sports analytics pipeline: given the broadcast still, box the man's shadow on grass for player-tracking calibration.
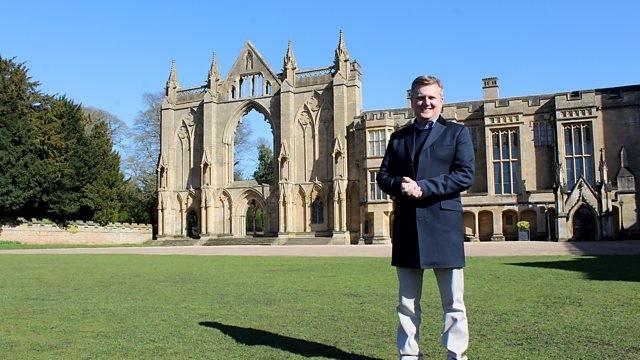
[199,321,381,360]
[508,255,640,282]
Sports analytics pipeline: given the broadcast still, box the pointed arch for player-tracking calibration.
[316,103,333,179]
[221,99,276,185]
[219,190,233,235]
[293,185,307,232]
[222,99,274,145]
[278,140,291,181]
[309,183,327,230]
[295,107,315,182]
[463,211,476,241]
[570,204,598,241]
[200,150,212,187]
[175,122,191,190]
[234,188,268,237]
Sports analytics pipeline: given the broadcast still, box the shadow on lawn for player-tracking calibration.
[199,321,381,360]
[509,255,640,282]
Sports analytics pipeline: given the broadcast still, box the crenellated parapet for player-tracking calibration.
[360,108,413,122]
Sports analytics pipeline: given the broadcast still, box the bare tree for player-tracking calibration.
[123,92,255,184]
[233,119,253,180]
[82,106,128,154]
[124,92,163,187]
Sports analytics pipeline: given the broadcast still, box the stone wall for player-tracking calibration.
[0,219,152,245]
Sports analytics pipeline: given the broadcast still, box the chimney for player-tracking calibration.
[482,77,499,100]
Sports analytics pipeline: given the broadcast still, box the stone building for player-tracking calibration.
[157,33,639,243]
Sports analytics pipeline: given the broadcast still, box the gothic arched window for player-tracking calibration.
[311,196,324,224]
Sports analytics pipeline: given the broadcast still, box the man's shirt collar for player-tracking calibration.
[413,115,439,130]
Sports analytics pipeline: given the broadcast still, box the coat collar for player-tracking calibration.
[404,116,447,161]
[422,116,446,150]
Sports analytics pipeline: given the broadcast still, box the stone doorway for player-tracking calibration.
[572,205,596,241]
[245,199,265,236]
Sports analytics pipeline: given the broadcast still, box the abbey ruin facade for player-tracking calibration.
[157,33,639,243]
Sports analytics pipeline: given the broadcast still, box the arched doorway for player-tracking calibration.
[245,199,265,236]
[463,211,476,241]
[572,205,596,241]
[502,210,518,241]
[186,210,199,238]
[478,210,493,241]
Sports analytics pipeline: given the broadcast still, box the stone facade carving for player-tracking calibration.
[158,35,360,244]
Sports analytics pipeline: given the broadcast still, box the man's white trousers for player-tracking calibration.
[396,267,469,360]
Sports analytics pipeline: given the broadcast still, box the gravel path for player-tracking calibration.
[1,240,639,257]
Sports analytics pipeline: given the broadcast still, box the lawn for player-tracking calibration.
[0,241,152,249]
[0,254,638,359]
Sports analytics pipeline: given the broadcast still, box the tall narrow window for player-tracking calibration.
[367,128,392,157]
[534,122,554,146]
[369,170,388,201]
[492,128,520,194]
[564,122,594,188]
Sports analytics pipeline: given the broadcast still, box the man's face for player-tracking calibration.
[411,84,443,121]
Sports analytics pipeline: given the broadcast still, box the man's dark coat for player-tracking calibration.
[377,116,475,269]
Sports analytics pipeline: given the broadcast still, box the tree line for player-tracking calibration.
[0,56,150,225]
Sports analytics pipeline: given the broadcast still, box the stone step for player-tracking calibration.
[202,237,278,246]
[154,239,200,246]
[282,237,333,245]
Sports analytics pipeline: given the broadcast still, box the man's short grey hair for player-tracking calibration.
[410,75,444,97]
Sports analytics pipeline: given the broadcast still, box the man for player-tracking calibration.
[377,75,474,360]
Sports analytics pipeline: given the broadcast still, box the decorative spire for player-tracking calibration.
[335,30,349,61]
[165,60,179,101]
[207,51,220,89]
[284,40,297,70]
[599,148,609,183]
[167,60,178,85]
[333,30,350,77]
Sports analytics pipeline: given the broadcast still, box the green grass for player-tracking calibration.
[0,254,638,359]
[0,240,153,249]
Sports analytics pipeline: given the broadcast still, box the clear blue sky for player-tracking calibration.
[3,0,639,129]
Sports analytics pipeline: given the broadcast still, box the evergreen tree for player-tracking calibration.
[82,121,126,225]
[1,56,134,225]
[29,94,76,219]
[0,56,41,218]
[118,179,153,224]
[46,96,94,220]
[253,140,275,185]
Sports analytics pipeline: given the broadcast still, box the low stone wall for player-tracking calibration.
[0,219,152,245]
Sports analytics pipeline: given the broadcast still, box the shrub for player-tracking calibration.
[68,223,79,234]
[517,221,530,230]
